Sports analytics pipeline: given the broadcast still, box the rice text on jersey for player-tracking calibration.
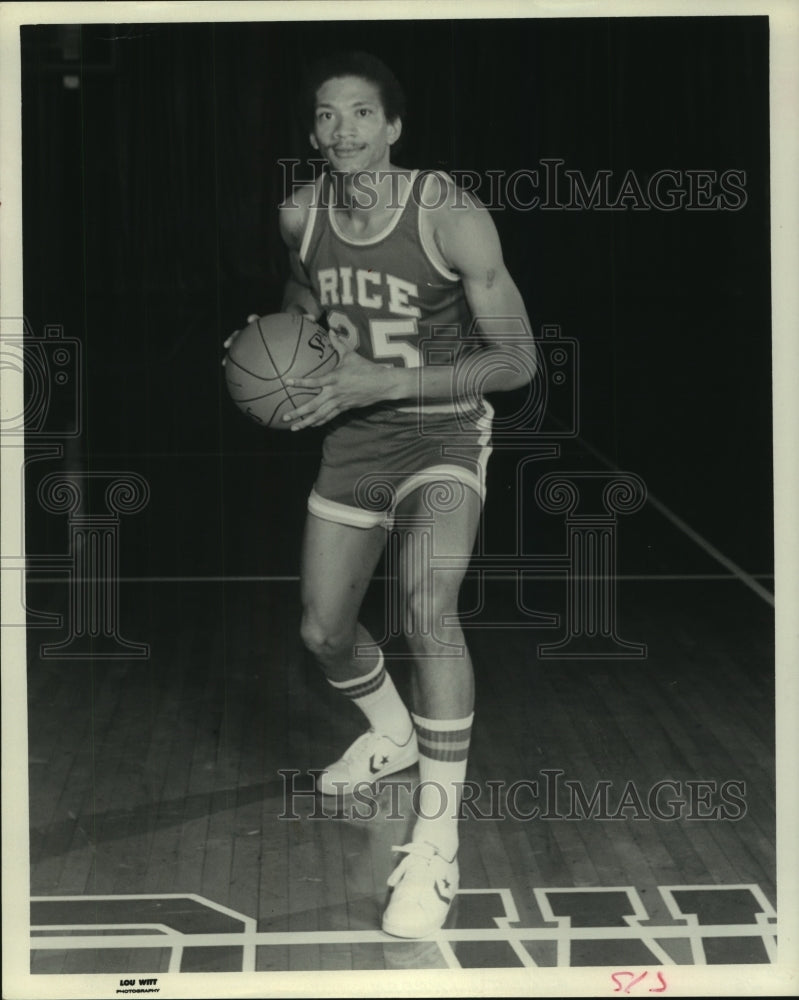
[316,266,421,317]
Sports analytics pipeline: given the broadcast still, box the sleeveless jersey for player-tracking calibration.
[295,169,494,527]
[298,169,477,415]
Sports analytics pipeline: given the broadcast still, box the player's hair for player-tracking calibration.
[303,51,407,129]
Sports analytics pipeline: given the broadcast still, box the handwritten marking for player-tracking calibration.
[611,971,668,994]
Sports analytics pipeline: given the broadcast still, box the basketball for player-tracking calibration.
[224,313,338,429]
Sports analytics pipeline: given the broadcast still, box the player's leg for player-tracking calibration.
[381,480,482,938]
[299,511,386,681]
[401,482,481,848]
[300,512,417,792]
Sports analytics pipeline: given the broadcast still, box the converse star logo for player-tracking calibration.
[435,879,452,904]
[369,754,390,774]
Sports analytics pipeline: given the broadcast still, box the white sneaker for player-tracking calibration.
[315,728,418,796]
[381,842,459,939]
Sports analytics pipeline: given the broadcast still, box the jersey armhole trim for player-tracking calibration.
[299,175,325,266]
[418,172,460,283]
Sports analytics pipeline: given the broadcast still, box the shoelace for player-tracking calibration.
[386,842,438,888]
[340,728,378,764]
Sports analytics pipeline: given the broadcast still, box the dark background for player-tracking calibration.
[20,16,773,581]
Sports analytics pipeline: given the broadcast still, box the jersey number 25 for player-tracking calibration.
[327,310,422,368]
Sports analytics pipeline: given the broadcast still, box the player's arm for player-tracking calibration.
[389,193,537,401]
[445,197,538,388]
[279,190,323,319]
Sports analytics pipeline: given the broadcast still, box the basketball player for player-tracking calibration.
[242,51,536,938]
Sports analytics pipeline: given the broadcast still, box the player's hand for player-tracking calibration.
[221,315,260,367]
[282,330,396,430]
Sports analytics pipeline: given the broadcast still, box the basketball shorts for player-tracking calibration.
[307,401,494,529]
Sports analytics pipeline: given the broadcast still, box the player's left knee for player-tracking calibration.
[401,586,461,645]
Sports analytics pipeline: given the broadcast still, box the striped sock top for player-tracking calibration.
[327,650,385,700]
[411,712,474,764]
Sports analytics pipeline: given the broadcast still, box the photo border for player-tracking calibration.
[2,2,796,997]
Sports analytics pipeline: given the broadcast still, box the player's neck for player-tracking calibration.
[331,165,412,220]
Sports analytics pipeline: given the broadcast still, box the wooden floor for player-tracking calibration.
[24,516,777,975]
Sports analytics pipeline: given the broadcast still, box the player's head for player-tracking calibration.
[305,51,406,131]
[304,51,405,172]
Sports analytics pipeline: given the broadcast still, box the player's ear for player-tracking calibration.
[387,117,402,147]
[309,132,320,150]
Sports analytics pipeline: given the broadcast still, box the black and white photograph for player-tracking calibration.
[1,1,797,997]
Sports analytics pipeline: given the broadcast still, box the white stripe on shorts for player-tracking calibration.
[308,460,489,532]
[307,488,392,529]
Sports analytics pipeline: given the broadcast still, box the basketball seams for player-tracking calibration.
[259,314,333,409]
[228,383,287,401]
[227,313,337,426]
[230,318,298,420]
[286,315,304,374]
[257,313,306,378]
[256,317,295,401]
[271,390,298,424]
[225,355,283,385]
[257,315,307,404]
[302,352,338,380]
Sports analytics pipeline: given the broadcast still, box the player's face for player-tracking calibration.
[310,75,401,175]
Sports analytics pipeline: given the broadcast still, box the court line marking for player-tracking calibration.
[622,914,678,968]
[29,888,778,969]
[473,888,537,969]
[494,916,537,968]
[658,882,778,920]
[755,911,779,964]
[638,495,774,606]
[535,886,674,968]
[434,939,461,969]
[657,883,778,966]
[28,923,780,947]
[30,923,173,936]
[574,438,775,607]
[30,892,257,973]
